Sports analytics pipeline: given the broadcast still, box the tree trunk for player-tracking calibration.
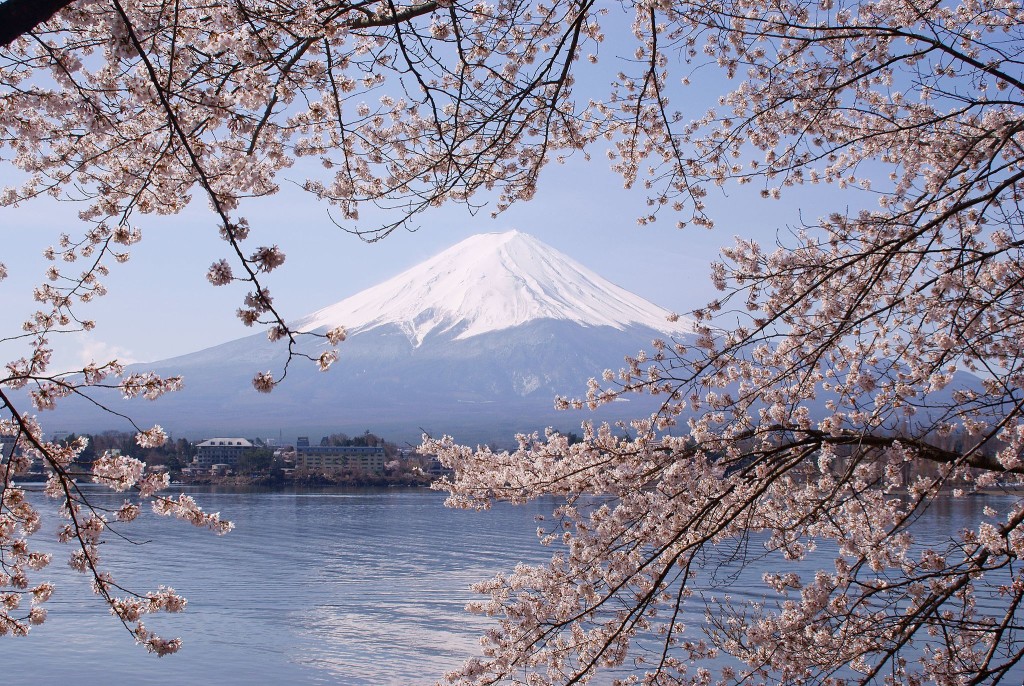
[0,0,76,47]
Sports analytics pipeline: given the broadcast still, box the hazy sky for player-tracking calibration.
[1,145,852,371]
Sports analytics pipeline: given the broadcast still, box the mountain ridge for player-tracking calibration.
[46,231,695,443]
[292,230,694,346]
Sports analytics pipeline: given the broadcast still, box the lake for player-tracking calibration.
[3,486,1023,684]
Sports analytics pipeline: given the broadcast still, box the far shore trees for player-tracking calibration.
[3,0,1024,681]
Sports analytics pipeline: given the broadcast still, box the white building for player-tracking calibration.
[195,438,254,469]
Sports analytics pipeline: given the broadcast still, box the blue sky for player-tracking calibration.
[0,7,872,372]
[0,147,849,370]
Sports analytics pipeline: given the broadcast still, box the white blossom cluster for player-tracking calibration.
[2,0,1024,678]
[424,0,1024,682]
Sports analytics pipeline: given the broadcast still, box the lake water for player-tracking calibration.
[3,486,1023,684]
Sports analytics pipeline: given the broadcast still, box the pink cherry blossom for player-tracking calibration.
[2,0,1024,677]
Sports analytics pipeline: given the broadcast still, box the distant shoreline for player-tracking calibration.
[15,471,437,489]
[183,472,435,488]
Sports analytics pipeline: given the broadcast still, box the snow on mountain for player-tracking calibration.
[292,230,694,346]
[46,230,700,442]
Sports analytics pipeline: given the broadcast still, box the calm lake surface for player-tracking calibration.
[4,487,1024,684]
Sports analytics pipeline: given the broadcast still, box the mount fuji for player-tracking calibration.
[50,231,696,444]
[292,231,693,345]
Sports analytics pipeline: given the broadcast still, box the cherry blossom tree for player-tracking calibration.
[426,0,1024,684]
[0,0,597,649]
[3,0,1024,681]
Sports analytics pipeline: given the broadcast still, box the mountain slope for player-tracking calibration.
[293,230,694,345]
[46,232,695,443]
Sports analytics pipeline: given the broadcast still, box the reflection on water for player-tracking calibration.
[5,487,554,685]
[4,487,1023,684]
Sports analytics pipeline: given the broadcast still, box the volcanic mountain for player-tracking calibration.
[51,231,696,444]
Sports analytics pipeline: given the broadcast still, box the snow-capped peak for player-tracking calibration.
[294,230,694,346]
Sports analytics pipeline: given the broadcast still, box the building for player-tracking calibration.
[194,438,254,469]
[0,436,15,462]
[295,444,387,474]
